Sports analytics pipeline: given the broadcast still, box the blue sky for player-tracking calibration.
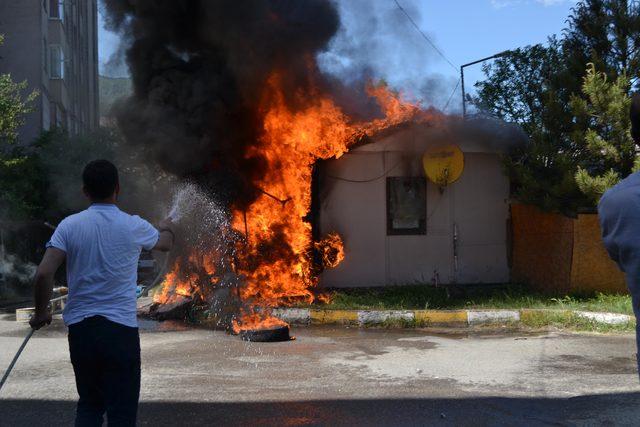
[98,0,576,112]
[422,0,575,96]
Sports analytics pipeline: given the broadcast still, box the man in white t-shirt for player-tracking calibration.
[29,159,176,426]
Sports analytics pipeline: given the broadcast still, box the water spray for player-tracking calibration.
[167,182,201,222]
[144,183,200,296]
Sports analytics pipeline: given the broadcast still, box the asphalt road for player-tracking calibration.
[1,316,639,426]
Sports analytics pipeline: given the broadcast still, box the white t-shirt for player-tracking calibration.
[47,203,159,327]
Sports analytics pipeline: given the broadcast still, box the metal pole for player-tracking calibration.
[461,66,466,118]
[0,328,35,392]
[460,50,510,118]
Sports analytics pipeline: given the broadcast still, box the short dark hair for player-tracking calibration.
[82,160,119,200]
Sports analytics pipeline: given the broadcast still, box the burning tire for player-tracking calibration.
[239,325,291,342]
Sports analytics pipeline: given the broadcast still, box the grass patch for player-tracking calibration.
[379,317,421,329]
[520,310,635,333]
[307,284,633,315]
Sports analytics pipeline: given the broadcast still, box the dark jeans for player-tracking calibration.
[68,315,141,427]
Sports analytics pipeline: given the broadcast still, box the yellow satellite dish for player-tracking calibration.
[422,144,464,190]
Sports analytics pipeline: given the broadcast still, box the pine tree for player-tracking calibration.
[571,63,637,202]
[476,0,640,213]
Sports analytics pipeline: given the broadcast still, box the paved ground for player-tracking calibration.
[1,316,639,426]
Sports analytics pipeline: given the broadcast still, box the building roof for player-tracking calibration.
[352,117,527,155]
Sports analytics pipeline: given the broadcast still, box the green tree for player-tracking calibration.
[475,0,640,214]
[0,73,38,147]
[562,0,640,88]
[39,128,170,222]
[572,64,636,202]
[39,129,117,219]
[475,39,587,213]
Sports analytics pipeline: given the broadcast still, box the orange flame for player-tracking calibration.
[315,232,345,269]
[231,311,288,334]
[153,254,218,304]
[156,73,440,330]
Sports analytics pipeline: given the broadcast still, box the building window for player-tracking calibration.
[49,0,64,21]
[49,45,64,79]
[386,177,426,235]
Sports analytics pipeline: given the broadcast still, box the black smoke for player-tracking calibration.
[102,0,340,209]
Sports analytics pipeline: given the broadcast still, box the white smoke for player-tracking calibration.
[318,0,459,110]
[0,246,36,286]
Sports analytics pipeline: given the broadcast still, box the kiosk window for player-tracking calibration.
[386,177,426,235]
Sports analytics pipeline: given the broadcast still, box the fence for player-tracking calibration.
[511,204,627,294]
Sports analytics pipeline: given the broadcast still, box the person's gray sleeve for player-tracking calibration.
[132,216,160,251]
[598,195,621,267]
[45,219,68,253]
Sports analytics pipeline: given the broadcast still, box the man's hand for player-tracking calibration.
[158,217,175,232]
[29,311,52,330]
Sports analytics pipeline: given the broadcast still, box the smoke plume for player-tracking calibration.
[318,0,459,111]
[102,0,341,210]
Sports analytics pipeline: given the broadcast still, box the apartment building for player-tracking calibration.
[0,0,99,144]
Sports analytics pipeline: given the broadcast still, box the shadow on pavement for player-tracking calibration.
[1,393,639,426]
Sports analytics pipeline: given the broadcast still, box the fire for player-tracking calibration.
[315,232,345,269]
[152,254,218,304]
[229,72,355,309]
[231,311,288,334]
[153,269,187,305]
[156,72,439,330]
[362,82,427,132]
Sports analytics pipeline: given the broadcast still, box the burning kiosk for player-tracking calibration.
[316,121,514,288]
[148,115,516,338]
[146,83,441,338]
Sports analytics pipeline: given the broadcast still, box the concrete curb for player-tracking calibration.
[272,307,635,328]
[575,311,633,325]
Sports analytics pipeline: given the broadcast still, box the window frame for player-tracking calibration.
[48,0,64,22]
[386,176,427,236]
[49,44,65,79]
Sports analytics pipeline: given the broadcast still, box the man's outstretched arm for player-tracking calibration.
[29,247,66,330]
[153,217,176,252]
